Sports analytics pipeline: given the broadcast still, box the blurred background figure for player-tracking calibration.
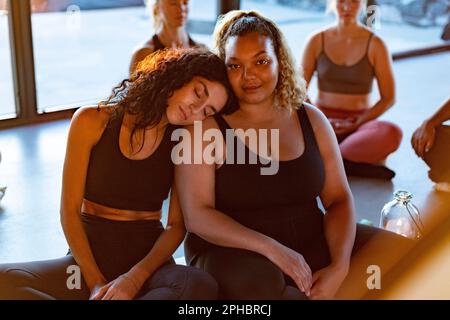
[130,0,203,74]
[412,98,450,192]
[302,0,402,180]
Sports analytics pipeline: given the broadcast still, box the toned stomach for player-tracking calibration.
[82,199,162,222]
[316,90,371,111]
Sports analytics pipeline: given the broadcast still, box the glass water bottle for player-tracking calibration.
[380,190,424,240]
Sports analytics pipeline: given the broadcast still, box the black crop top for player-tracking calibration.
[84,112,177,211]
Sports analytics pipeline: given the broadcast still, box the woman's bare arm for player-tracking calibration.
[301,32,320,88]
[125,186,187,287]
[60,107,109,291]
[305,104,356,271]
[358,36,396,124]
[175,118,313,293]
[412,98,450,158]
[175,119,275,255]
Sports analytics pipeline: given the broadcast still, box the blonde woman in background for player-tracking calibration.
[302,0,402,179]
[130,0,203,74]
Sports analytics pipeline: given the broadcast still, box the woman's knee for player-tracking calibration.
[182,267,218,300]
[341,121,403,162]
[0,265,33,299]
[154,264,218,300]
[0,267,13,298]
[353,224,415,257]
[201,249,286,300]
[377,121,403,152]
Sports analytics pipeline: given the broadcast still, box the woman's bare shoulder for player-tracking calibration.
[183,116,221,136]
[132,46,155,63]
[302,102,328,125]
[70,105,113,141]
[130,39,156,72]
[305,28,327,48]
[301,102,335,139]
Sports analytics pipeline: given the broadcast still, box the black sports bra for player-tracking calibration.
[84,112,177,211]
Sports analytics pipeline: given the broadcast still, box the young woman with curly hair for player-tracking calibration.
[130,0,203,74]
[0,48,236,300]
[176,11,413,300]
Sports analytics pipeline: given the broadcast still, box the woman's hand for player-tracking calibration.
[267,242,313,296]
[309,264,348,300]
[90,274,142,300]
[331,118,360,136]
[412,120,436,159]
[89,282,108,300]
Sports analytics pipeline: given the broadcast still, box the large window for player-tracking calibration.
[241,0,449,54]
[0,1,16,120]
[31,0,151,113]
[0,0,448,126]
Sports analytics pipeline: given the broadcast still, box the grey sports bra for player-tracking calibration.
[316,32,375,95]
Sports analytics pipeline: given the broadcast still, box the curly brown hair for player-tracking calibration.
[213,10,306,112]
[99,47,237,148]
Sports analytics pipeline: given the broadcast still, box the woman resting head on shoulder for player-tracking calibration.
[119,47,235,129]
[0,47,235,301]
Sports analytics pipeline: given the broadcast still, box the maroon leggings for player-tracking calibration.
[320,106,402,164]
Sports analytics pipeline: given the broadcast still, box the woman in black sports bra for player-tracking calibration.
[176,11,413,300]
[0,48,236,300]
[302,0,402,179]
[130,0,203,74]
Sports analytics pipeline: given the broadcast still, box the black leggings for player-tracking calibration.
[187,224,414,300]
[0,256,217,300]
[0,213,218,300]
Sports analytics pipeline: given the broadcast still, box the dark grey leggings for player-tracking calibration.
[0,213,218,300]
[187,224,414,300]
[0,255,217,300]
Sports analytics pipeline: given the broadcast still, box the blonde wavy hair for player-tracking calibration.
[213,10,306,112]
[146,0,162,30]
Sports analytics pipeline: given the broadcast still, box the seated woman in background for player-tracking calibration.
[130,0,203,74]
[412,97,450,192]
[301,0,402,179]
[0,48,235,300]
[176,11,413,300]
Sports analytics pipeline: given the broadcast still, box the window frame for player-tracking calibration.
[0,0,448,130]
[1,0,74,129]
